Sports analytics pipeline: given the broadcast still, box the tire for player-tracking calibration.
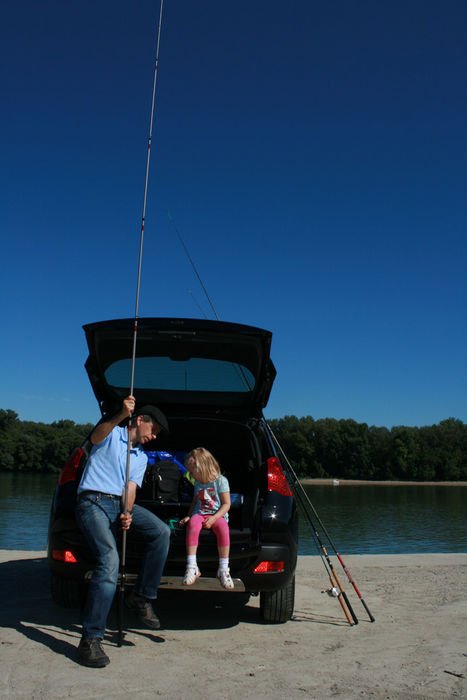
[259,575,295,624]
[51,574,85,608]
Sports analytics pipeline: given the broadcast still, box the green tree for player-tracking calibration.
[1,407,466,480]
[337,419,372,479]
[269,415,317,477]
[390,426,421,479]
[0,410,93,473]
[368,426,392,479]
[435,419,467,480]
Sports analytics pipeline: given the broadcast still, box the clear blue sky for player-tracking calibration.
[1,1,466,428]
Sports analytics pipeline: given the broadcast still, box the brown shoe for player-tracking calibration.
[78,637,110,668]
[125,591,161,629]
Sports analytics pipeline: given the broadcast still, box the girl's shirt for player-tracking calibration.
[192,475,230,521]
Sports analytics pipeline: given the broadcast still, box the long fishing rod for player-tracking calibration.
[167,214,363,625]
[267,422,376,623]
[166,214,256,395]
[118,0,165,648]
[188,290,209,319]
[167,211,220,320]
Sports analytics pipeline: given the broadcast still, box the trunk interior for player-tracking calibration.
[128,417,263,576]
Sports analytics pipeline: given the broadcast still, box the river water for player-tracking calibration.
[0,473,466,555]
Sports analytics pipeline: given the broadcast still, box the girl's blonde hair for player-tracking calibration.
[185,447,221,483]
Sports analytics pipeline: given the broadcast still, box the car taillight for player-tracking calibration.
[52,549,78,563]
[58,447,86,486]
[267,457,293,496]
[253,561,285,574]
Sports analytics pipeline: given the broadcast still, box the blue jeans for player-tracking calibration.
[76,492,170,639]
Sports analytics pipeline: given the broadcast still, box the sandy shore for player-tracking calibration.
[0,551,466,700]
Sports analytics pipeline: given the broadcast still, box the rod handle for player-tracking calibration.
[330,571,354,626]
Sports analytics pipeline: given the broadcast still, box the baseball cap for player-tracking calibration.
[134,405,169,433]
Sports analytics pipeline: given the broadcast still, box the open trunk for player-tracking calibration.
[126,417,263,579]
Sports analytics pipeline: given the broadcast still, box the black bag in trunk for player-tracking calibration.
[148,460,181,502]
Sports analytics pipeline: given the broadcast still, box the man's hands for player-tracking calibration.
[120,511,133,531]
[90,395,136,446]
[121,395,136,420]
[121,482,137,530]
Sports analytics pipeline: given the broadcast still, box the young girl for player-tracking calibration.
[179,447,234,590]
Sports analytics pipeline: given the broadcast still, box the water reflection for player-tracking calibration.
[0,473,57,550]
[299,484,467,555]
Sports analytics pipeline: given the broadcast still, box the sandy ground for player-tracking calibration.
[0,551,466,700]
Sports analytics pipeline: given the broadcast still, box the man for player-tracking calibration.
[76,395,170,668]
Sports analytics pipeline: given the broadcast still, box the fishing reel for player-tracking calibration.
[322,586,339,598]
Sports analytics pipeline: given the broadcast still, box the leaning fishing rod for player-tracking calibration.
[290,473,357,625]
[266,422,375,623]
[276,450,357,625]
[118,0,165,648]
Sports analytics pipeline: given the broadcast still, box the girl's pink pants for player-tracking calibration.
[186,513,230,548]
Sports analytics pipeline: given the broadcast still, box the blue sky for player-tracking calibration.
[1,0,466,428]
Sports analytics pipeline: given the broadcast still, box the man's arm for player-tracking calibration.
[90,396,135,445]
[120,481,137,530]
[126,481,138,512]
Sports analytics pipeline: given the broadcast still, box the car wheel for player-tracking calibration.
[259,575,295,623]
[50,574,85,608]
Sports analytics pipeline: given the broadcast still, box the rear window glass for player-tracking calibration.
[105,357,255,393]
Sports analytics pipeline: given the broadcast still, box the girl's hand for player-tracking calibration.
[203,516,216,529]
[179,516,190,526]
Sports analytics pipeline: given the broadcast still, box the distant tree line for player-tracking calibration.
[268,416,467,481]
[1,408,466,481]
[0,409,93,473]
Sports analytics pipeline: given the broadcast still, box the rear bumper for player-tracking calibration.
[49,540,296,595]
[49,512,298,595]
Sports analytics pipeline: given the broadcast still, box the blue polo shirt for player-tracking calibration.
[78,426,148,496]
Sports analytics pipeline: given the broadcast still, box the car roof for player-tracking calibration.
[83,317,277,420]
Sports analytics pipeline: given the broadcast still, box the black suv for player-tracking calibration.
[48,318,298,623]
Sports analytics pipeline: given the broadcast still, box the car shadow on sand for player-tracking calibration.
[0,556,262,662]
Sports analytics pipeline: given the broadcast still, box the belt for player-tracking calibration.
[79,490,121,500]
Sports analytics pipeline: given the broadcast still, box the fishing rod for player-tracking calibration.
[188,290,210,319]
[167,211,220,320]
[284,458,357,625]
[297,507,355,625]
[167,213,256,395]
[118,0,165,648]
[266,423,376,623]
[167,212,362,626]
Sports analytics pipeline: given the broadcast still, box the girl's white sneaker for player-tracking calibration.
[217,568,234,590]
[183,566,201,585]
